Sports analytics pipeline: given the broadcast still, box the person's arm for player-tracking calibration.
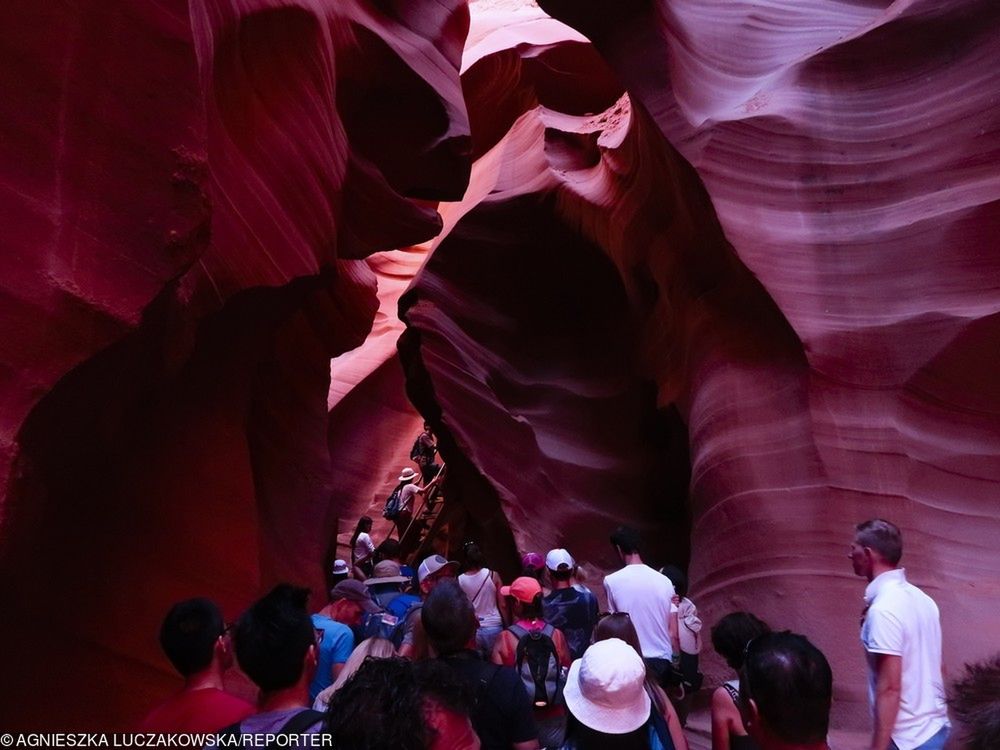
[669,595,681,657]
[355,534,376,566]
[398,610,422,660]
[493,571,510,626]
[710,687,733,750]
[871,653,902,750]
[553,629,572,668]
[490,631,509,665]
[604,579,617,612]
[330,629,353,681]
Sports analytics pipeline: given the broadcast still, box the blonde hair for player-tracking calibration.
[312,637,396,710]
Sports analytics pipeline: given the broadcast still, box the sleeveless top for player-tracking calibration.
[459,568,503,628]
[722,680,759,750]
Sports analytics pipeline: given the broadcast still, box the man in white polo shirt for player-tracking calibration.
[603,525,677,687]
[850,518,949,750]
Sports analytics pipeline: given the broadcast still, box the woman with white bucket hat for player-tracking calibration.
[561,637,678,749]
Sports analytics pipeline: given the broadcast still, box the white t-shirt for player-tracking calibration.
[861,568,949,750]
[353,532,375,561]
[604,563,675,659]
[399,483,419,511]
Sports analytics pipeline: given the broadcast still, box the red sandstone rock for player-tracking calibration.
[2,0,999,738]
[0,0,470,729]
[398,0,1000,732]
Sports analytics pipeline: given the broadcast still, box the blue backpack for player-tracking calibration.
[382,483,406,520]
[361,594,421,647]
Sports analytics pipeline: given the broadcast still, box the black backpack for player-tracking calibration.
[508,623,563,708]
[382,482,405,520]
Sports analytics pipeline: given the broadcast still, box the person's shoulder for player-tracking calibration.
[576,586,598,602]
[199,687,255,711]
[324,616,352,632]
[241,707,324,735]
[604,567,625,585]
[903,579,940,607]
[317,616,352,641]
[543,587,570,602]
[711,684,737,712]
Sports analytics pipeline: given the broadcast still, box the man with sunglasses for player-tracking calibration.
[138,598,253,732]
[208,584,327,743]
[849,519,949,750]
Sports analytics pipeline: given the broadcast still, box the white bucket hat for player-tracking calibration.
[398,467,418,482]
[563,638,651,734]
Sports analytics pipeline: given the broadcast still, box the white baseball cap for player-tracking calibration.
[545,548,575,571]
[563,638,651,734]
[417,554,459,584]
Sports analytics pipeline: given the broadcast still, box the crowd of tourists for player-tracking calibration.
[137,518,999,750]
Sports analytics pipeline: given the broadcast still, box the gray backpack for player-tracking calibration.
[508,623,563,708]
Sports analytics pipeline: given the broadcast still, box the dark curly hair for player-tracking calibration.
[711,611,771,671]
[325,657,471,749]
[948,653,1000,750]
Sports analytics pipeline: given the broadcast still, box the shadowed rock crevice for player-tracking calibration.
[399,191,691,579]
[0,268,375,730]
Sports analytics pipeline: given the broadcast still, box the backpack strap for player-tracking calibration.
[507,623,528,640]
[219,709,323,747]
[215,721,241,737]
[509,624,531,674]
[276,709,325,736]
[470,569,491,605]
[649,709,675,750]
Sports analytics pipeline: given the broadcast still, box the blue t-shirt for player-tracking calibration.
[310,613,355,700]
[543,586,599,661]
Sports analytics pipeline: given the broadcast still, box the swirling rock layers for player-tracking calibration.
[535,0,1000,724]
[0,0,470,729]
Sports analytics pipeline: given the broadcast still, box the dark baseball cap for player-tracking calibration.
[330,580,380,614]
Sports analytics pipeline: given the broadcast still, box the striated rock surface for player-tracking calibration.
[2,0,999,737]
[398,0,1000,730]
[0,0,470,729]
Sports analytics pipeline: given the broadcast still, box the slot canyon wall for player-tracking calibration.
[1,0,998,736]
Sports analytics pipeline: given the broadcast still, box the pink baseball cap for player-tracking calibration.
[521,552,545,571]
